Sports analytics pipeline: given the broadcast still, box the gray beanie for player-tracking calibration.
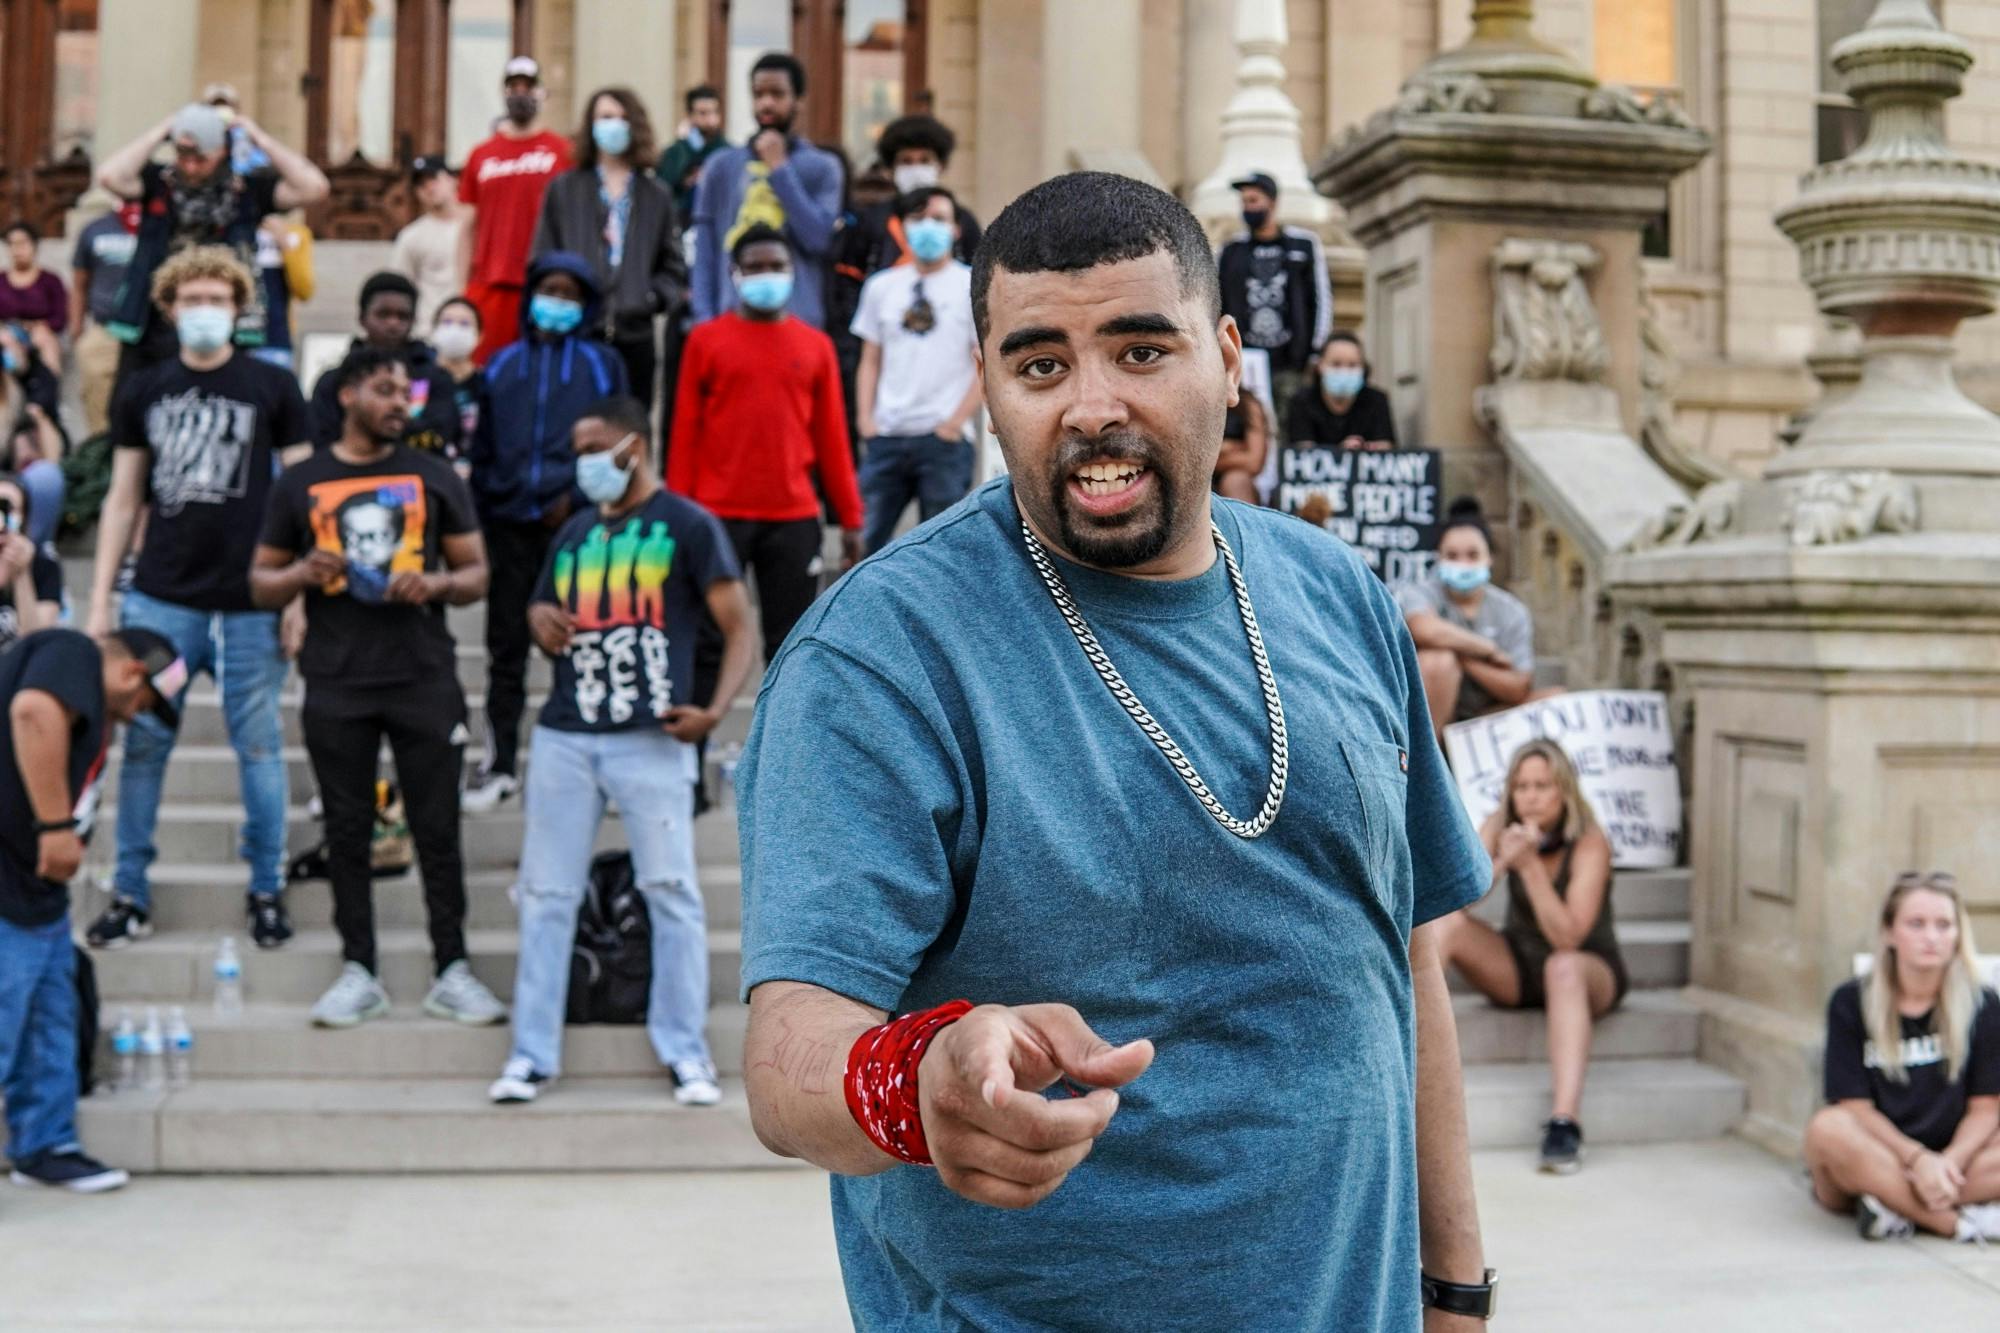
[170,104,228,156]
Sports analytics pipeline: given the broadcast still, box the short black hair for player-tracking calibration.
[876,114,955,167]
[335,345,412,391]
[1441,496,1493,548]
[3,220,36,244]
[730,222,790,266]
[359,271,418,315]
[895,186,957,222]
[685,84,721,112]
[750,52,805,98]
[970,171,1220,343]
[577,395,651,441]
[436,294,481,330]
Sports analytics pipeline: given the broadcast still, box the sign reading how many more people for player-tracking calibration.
[1275,445,1443,587]
[1442,690,1684,870]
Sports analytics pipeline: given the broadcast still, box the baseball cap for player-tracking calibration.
[109,628,189,730]
[170,104,229,156]
[411,155,451,183]
[1230,172,1280,198]
[503,55,542,84]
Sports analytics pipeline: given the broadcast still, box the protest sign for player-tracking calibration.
[1275,445,1442,586]
[1442,690,1683,869]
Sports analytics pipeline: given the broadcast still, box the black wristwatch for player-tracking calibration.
[32,817,77,835]
[1422,1269,1498,1320]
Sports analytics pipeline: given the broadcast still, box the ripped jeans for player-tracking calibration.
[506,726,712,1076]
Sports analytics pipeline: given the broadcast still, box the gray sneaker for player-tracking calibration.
[424,961,507,1025]
[311,962,390,1028]
[670,1059,722,1107]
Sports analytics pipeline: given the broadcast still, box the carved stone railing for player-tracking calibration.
[1476,238,1690,718]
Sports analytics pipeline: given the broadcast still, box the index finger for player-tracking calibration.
[934,1027,1120,1153]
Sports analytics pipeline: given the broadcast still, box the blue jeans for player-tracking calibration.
[508,726,711,1076]
[0,914,80,1163]
[114,588,289,906]
[18,458,64,546]
[859,433,975,555]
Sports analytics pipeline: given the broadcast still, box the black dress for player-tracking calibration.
[1501,841,1628,1010]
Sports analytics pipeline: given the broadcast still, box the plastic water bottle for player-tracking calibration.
[139,1007,166,1091]
[716,741,745,811]
[213,937,244,1020]
[110,1009,138,1092]
[166,1007,194,1089]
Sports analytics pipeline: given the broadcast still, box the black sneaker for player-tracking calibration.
[10,1149,129,1193]
[1538,1117,1584,1174]
[248,894,292,949]
[85,898,152,949]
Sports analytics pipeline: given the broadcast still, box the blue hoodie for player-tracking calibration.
[469,251,630,523]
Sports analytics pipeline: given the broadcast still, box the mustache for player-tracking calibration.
[1051,431,1164,475]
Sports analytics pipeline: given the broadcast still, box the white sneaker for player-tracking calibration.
[1856,1192,1916,1241]
[424,961,508,1025]
[461,769,519,816]
[670,1060,722,1107]
[488,1056,551,1104]
[1957,1201,2000,1244]
[311,962,390,1028]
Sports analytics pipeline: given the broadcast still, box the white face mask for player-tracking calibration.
[892,162,941,194]
[432,323,478,362]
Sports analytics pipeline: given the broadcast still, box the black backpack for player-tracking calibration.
[73,945,99,1094]
[565,850,652,1024]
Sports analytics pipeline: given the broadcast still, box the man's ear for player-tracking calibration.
[1216,313,1243,408]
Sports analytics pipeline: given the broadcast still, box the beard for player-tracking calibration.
[1029,430,1187,570]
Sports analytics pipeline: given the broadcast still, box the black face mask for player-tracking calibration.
[505,94,538,126]
[1242,208,1270,231]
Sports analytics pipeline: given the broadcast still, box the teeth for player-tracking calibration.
[1075,462,1143,488]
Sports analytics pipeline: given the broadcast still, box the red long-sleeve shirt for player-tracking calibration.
[667,311,863,529]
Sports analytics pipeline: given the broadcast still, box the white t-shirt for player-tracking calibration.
[850,261,977,438]
[392,213,463,337]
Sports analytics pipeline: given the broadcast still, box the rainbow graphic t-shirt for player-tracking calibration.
[533,490,742,734]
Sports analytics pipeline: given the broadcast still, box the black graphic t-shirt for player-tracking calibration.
[0,542,64,650]
[1824,977,2000,1150]
[113,352,310,611]
[0,629,108,927]
[260,445,478,688]
[532,490,740,734]
[1285,382,1398,450]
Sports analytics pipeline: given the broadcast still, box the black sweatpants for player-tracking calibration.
[301,677,469,976]
[482,517,554,777]
[691,517,824,783]
[614,332,658,423]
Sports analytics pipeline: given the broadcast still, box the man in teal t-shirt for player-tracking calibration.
[739,173,1495,1331]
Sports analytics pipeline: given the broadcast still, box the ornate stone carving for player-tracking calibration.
[1395,73,1496,117]
[1639,288,1732,488]
[1490,239,1609,383]
[1785,470,1919,547]
[1630,481,1741,550]
[1582,84,1694,130]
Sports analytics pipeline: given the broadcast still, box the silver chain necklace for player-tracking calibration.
[1020,516,1289,840]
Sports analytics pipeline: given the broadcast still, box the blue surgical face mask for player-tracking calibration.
[1321,366,1365,399]
[1,349,19,375]
[904,218,954,265]
[591,117,632,157]
[529,293,584,335]
[736,271,794,313]
[576,432,638,505]
[177,305,235,353]
[685,126,705,149]
[1437,561,1491,595]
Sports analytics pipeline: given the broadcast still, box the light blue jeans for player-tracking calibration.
[0,914,80,1163]
[114,588,289,906]
[508,726,712,1076]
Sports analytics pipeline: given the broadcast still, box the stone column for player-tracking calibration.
[1610,0,2000,1155]
[1189,0,1329,235]
[1039,0,1149,183]
[99,0,201,158]
[571,0,679,121]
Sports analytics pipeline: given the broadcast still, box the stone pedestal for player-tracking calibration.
[1610,0,2000,1154]
[1313,2,1707,534]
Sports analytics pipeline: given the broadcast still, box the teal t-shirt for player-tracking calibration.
[739,478,1489,1332]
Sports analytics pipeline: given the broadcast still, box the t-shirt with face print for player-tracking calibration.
[260,443,477,689]
[531,489,741,734]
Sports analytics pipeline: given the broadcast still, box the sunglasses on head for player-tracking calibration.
[1894,870,1958,891]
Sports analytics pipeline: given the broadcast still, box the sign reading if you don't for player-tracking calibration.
[1442,690,1684,870]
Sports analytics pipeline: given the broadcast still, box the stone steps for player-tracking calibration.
[77,1075,786,1175]
[1463,867,1689,926]
[1462,1058,1746,1150]
[1446,918,1690,993]
[1451,989,1698,1063]
[89,926,746,1008]
[79,862,746,933]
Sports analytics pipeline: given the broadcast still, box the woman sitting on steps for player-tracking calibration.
[1805,872,2000,1242]
[1432,739,1627,1175]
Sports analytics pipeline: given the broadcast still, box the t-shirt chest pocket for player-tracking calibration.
[1340,739,1410,911]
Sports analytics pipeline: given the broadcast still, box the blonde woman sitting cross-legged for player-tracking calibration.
[1432,739,1626,1175]
[1805,872,2000,1243]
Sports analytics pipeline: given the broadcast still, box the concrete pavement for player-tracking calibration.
[3,1139,1997,1330]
